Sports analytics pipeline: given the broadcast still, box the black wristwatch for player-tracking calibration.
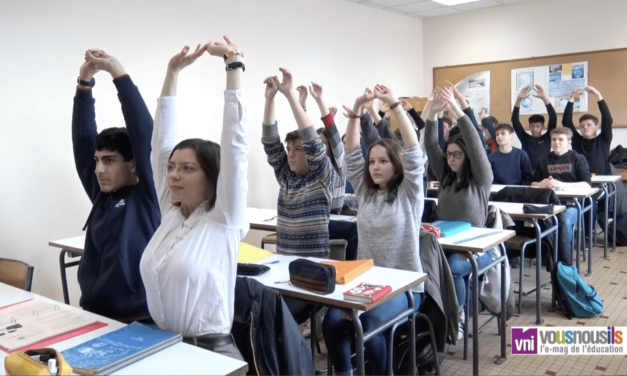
[77,77,95,87]
[225,62,245,72]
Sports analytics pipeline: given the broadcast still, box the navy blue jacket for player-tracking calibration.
[72,75,160,320]
[488,147,533,185]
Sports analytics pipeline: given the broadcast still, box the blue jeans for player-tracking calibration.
[446,250,494,311]
[322,292,422,374]
[564,206,578,252]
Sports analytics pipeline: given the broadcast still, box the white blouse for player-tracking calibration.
[140,90,249,337]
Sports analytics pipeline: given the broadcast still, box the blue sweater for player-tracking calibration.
[72,75,160,320]
[488,147,533,185]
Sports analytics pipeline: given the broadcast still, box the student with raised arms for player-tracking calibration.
[139,36,248,360]
[322,84,426,375]
[424,87,494,340]
[72,49,160,321]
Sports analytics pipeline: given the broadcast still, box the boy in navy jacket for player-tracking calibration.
[72,50,160,321]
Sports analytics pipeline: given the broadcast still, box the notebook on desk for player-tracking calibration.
[431,220,472,237]
[61,321,182,375]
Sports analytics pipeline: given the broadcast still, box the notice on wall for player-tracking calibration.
[455,70,491,120]
[511,61,588,114]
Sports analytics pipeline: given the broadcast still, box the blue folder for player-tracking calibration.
[431,220,472,237]
[61,321,182,375]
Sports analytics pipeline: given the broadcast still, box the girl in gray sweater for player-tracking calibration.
[424,87,494,340]
[321,84,426,375]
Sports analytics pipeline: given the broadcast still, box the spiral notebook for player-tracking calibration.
[61,321,182,375]
[0,300,101,352]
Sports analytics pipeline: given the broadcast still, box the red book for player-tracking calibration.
[343,283,392,304]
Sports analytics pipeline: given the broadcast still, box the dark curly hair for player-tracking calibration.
[94,127,134,161]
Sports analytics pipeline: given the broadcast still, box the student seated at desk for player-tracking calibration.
[488,123,533,185]
[512,85,557,170]
[322,84,426,375]
[424,87,494,340]
[72,49,160,321]
[139,38,248,361]
[531,127,591,264]
[563,87,613,232]
[261,69,336,257]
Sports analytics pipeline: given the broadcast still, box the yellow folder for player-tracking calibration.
[238,242,275,263]
[320,259,374,284]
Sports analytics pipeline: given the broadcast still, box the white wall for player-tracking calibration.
[0,0,422,303]
[423,0,627,148]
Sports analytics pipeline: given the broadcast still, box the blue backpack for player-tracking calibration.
[552,261,603,318]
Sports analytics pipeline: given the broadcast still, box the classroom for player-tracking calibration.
[2,0,627,375]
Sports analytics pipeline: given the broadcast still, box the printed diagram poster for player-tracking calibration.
[511,61,588,114]
[455,70,490,121]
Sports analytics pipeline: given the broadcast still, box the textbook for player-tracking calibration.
[238,242,274,263]
[320,259,374,284]
[344,283,392,304]
[431,220,472,237]
[61,321,182,375]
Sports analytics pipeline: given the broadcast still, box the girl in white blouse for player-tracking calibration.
[139,36,248,360]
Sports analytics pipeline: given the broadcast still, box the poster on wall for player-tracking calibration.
[511,61,588,114]
[455,70,491,121]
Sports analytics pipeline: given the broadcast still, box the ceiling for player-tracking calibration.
[342,0,551,19]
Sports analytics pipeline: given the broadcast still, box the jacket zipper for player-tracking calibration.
[249,311,260,376]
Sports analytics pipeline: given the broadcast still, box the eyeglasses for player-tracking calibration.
[445,151,464,160]
[162,163,197,176]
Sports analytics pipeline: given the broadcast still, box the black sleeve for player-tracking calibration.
[546,103,557,132]
[408,108,425,130]
[562,102,582,143]
[72,88,99,203]
[598,99,613,144]
[360,112,380,149]
[511,105,528,148]
[376,117,395,141]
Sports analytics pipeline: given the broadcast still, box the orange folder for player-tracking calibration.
[320,259,374,284]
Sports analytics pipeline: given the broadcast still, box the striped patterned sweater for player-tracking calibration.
[262,123,336,256]
[321,113,346,213]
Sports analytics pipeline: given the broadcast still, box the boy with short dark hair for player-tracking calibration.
[488,123,533,185]
[73,49,160,321]
[512,85,557,170]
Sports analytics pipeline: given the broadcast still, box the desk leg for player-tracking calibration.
[406,290,417,376]
[612,182,617,252]
[347,309,365,376]
[551,217,558,310]
[533,220,544,325]
[573,200,582,274]
[586,196,594,277]
[602,184,609,259]
[59,249,81,306]
[469,253,479,376]
[495,245,507,365]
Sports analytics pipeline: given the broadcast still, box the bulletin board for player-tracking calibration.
[433,48,627,129]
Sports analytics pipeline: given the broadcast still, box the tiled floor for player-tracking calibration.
[314,240,627,375]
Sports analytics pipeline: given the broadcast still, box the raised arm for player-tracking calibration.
[374,84,418,149]
[364,96,382,127]
[530,85,557,133]
[403,99,425,130]
[562,89,582,143]
[355,88,381,149]
[274,68,331,183]
[424,90,447,181]
[441,87,493,187]
[206,36,248,227]
[151,45,205,210]
[261,76,290,186]
[310,82,345,178]
[512,87,530,143]
[587,86,613,143]
[72,54,102,202]
[86,50,158,206]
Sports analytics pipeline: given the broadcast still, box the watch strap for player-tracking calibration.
[225,62,245,72]
[77,77,95,87]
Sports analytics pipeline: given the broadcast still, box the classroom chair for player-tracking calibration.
[0,258,34,291]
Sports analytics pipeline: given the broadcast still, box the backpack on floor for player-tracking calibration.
[552,261,603,319]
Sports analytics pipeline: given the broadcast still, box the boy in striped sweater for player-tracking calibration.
[262,68,336,257]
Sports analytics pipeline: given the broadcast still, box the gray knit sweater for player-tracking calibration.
[424,116,492,226]
[346,144,427,291]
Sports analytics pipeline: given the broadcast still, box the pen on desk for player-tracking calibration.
[262,260,280,265]
[263,216,277,222]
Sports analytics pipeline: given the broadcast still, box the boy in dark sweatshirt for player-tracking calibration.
[532,127,591,262]
[512,85,557,170]
[562,86,613,231]
[488,123,533,185]
[72,50,160,321]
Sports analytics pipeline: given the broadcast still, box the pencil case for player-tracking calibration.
[289,259,336,295]
[4,348,73,376]
[522,203,554,215]
[237,263,270,276]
